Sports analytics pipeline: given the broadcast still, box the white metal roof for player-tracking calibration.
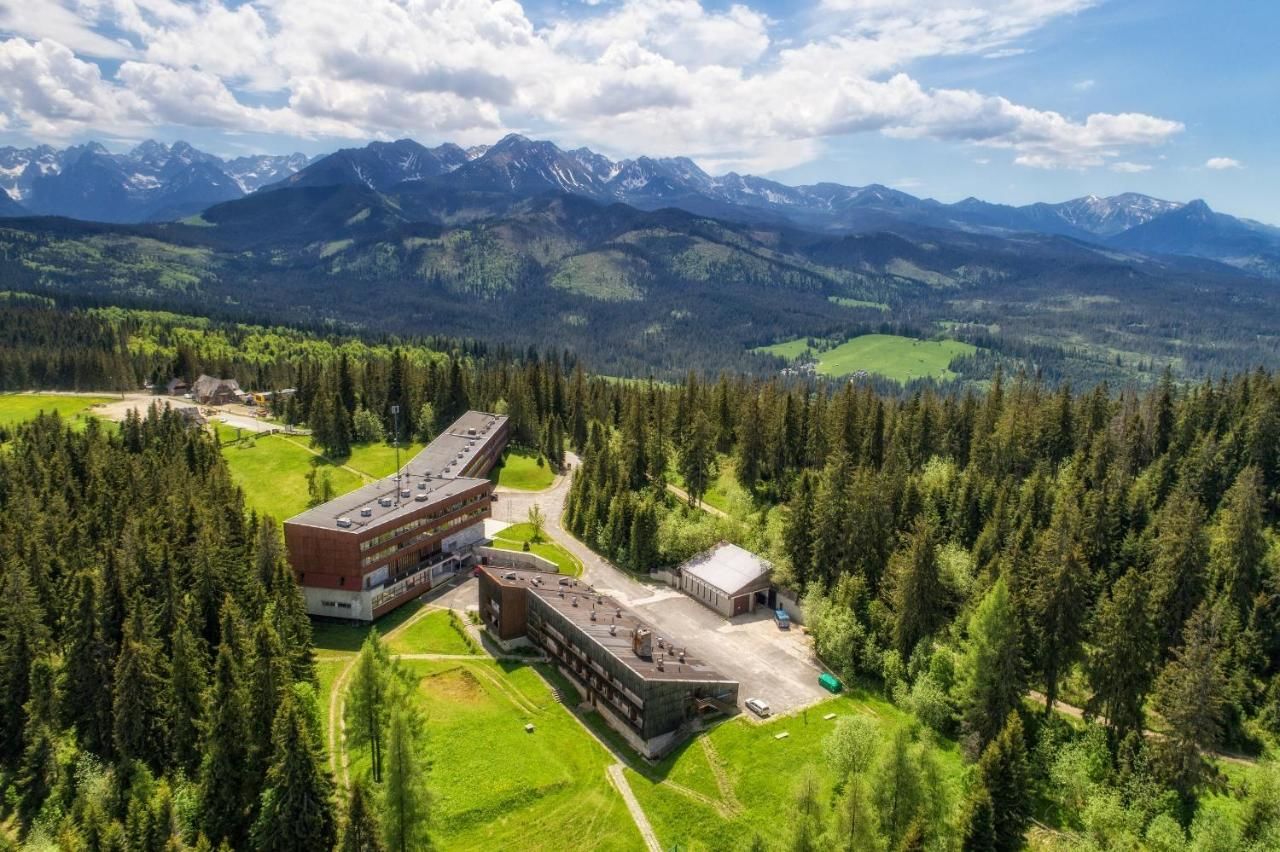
[679,542,773,597]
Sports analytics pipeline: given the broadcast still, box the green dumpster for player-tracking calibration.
[819,672,842,693]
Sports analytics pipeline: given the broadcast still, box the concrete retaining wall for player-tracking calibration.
[476,546,559,574]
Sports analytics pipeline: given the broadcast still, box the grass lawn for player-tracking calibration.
[828,295,890,311]
[345,440,426,479]
[385,609,477,656]
[755,333,977,383]
[315,655,351,734]
[348,658,643,851]
[490,522,584,577]
[626,690,966,852]
[0,393,113,430]
[311,595,435,653]
[222,433,363,521]
[669,454,751,517]
[489,447,557,491]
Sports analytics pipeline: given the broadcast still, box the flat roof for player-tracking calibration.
[678,542,772,597]
[285,410,507,532]
[485,567,733,684]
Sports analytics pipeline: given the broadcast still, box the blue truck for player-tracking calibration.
[773,608,791,630]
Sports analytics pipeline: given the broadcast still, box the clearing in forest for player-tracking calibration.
[755,333,976,383]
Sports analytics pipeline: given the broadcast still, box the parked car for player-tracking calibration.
[745,697,771,717]
[773,608,791,630]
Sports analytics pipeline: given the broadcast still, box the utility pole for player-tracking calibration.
[392,404,401,504]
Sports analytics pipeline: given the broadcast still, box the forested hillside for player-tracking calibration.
[2,181,1279,384]
[562,367,1280,848]
[0,408,328,849]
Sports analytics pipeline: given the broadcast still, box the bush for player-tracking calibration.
[352,406,385,443]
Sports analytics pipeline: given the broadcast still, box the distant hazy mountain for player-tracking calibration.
[0,140,310,223]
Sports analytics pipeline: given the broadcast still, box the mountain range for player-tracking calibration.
[2,134,1278,276]
[0,141,310,223]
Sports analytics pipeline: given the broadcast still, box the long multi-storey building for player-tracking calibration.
[284,410,508,620]
[478,565,738,758]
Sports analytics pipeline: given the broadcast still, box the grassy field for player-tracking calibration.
[489,447,557,491]
[624,690,965,851]
[351,658,643,851]
[669,454,751,517]
[221,433,363,521]
[828,296,889,311]
[345,440,426,479]
[755,333,977,383]
[385,609,477,656]
[0,393,114,430]
[490,522,584,577]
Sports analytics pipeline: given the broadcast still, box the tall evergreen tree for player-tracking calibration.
[199,602,253,848]
[977,712,1030,852]
[1086,569,1158,743]
[958,578,1024,756]
[678,409,716,507]
[347,630,392,783]
[889,514,946,661]
[382,707,431,852]
[113,610,170,770]
[338,781,386,852]
[251,694,336,852]
[1029,494,1090,710]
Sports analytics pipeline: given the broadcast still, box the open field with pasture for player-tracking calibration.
[755,333,977,383]
[0,392,114,430]
[221,433,363,520]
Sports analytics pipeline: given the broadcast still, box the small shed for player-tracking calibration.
[191,374,243,406]
[165,377,190,396]
[676,542,773,618]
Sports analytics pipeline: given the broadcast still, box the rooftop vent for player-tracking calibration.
[336,517,352,528]
[656,657,665,671]
[609,624,617,636]
[590,611,597,621]
[400,488,411,499]
[679,651,686,663]
[379,497,393,508]
[360,507,373,518]
[657,637,665,649]
[467,427,477,436]
[418,482,427,490]
[414,494,428,502]
[571,597,579,607]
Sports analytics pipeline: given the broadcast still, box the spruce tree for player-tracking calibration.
[677,409,716,507]
[168,606,208,775]
[338,781,386,852]
[1208,466,1266,619]
[977,712,1030,852]
[783,470,817,585]
[1151,601,1228,797]
[958,781,996,852]
[62,570,113,757]
[199,604,253,848]
[250,694,336,852]
[889,514,946,661]
[1029,494,1090,710]
[248,617,291,801]
[113,610,170,771]
[1086,569,1157,742]
[737,394,765,491]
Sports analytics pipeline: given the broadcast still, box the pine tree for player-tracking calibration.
[977,712,1030,852]
[347,630,392,783]
[382,707,431,852]
[1151,601,1228,797]
[1028,494,1090,710]
[678,409,716,507]
[1148,488,1209,655]
[889,515,946,661]
[958,578,1024,756]
[248,617,291,801]
[62,570,113,757]
[199,603,253,848]
[338,781,386,852]
[783,470,817,586]
[958,781,996,852]
[1208,466,1266,619]
[0,564,47,764]
[113,610,170,771]
[250,694,336,852]
[168,606,208,774]
[737,394,765,491]
[1085,569,1157,743]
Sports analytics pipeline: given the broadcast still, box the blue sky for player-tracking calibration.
[2,0,1275,222]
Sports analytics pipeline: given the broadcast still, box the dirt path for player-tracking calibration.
[277,435,376,482]
[665,482,730,519]
[606,764,662,851]
[1027,690,1257,767]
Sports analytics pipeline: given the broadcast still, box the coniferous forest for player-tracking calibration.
[0,299,1279,848]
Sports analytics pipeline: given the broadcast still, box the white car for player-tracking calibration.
[745,697,771,717]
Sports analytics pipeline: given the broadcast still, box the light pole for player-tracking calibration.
[391,404,401,504]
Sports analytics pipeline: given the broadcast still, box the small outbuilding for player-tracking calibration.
[676,541,773,618]
[165,377,190,396]
[191,374,243,406]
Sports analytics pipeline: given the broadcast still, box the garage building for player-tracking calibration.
[676,541,773,617]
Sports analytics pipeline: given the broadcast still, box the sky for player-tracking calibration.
[2,0,1275,222]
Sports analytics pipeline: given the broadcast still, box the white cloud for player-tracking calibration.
[1109,161,1150,173]
[1205,156,1242,170]
[0,0,1182,175]
[1073,78,1095,91]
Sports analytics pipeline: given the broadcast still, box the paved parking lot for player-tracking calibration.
[623,590,829,718]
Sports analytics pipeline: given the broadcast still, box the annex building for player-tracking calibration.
[284,410,508,620]
[676,541,773,618]
[478,566,738,758]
